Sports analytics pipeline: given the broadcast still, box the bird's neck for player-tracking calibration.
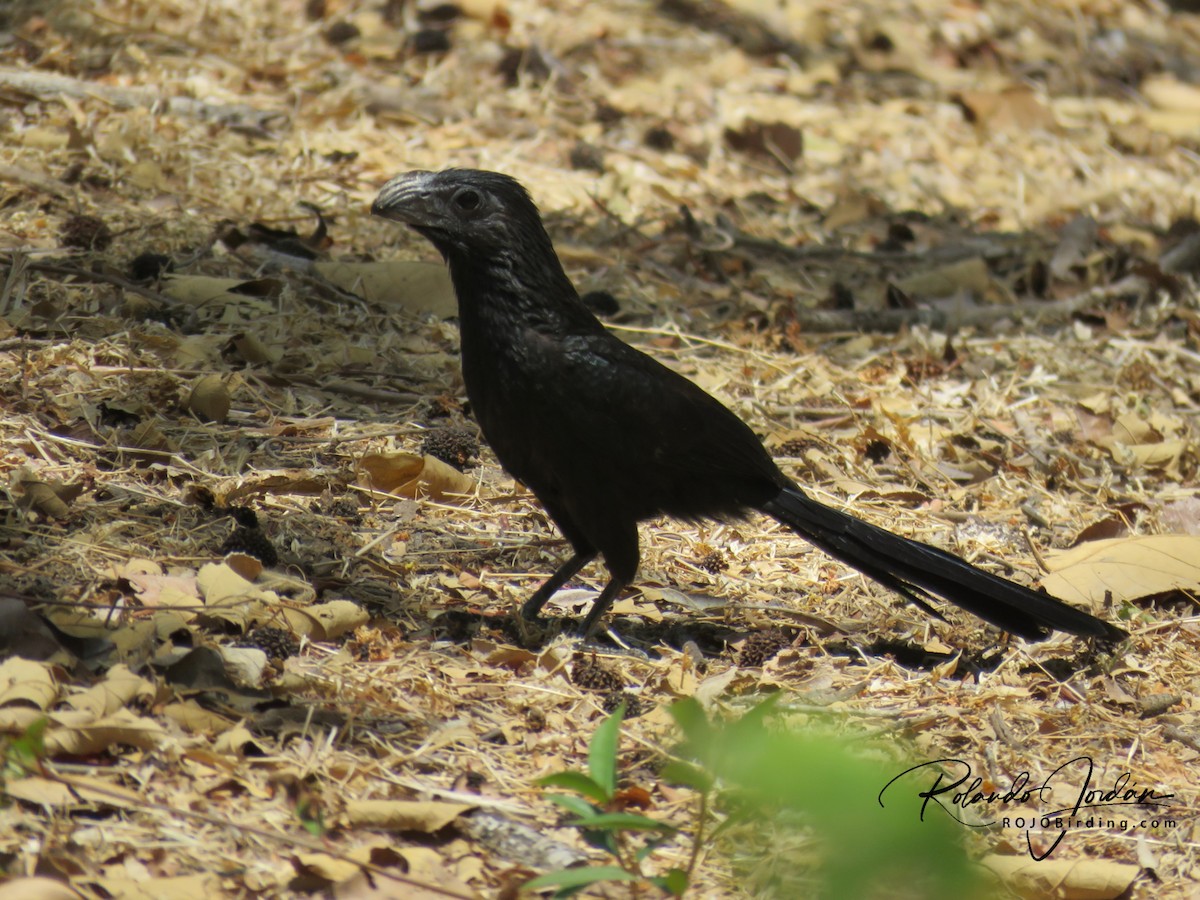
[445,247,596,335]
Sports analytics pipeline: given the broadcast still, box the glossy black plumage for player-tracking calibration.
[372,168,1125,642]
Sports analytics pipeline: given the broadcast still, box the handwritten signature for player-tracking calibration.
[878,756,1174,859]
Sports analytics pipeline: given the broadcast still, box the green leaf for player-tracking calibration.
[666,697,710,746]
[581,827,620,856]
[538,770,611,804]
[634,836,671,862]
[649,868,690,896]
[547,794,601,820]
[568,812,677,833]
[588,703,625,798]
[724,693,780,745]
[523,865,640,891]
[5,717,48,776]
[659,759,714,792]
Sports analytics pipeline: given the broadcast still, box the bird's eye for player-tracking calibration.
[453,189,481,211]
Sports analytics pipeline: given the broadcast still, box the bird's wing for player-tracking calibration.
[480,327,781,521]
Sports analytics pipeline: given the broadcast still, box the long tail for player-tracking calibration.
[760,484,1125,641]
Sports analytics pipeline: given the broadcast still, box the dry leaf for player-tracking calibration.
[894,257,991,299]
[14,478,75,518]
[0,707,45,734]
[195,563,255,605]
[608,596,664,622]
[162,274,281,308]
[1142,107,1200,138]
[293,853,361,885]
[43,708,167,755]
[85,875,222,900]
[1161,497,1200,535]
[64,664,155,718]
[126,419,176,455]
[823,188,888,230]
[391,847,479,900]
[224,552,264,581]
[0,657,59,710]
[1043,535,1200,607]
[123,569,202,610]
[187,374,231,423]
[0,877,83,899]
[161,700,237,735]
[957,86,1054,133]
[1141,75,1200,112]
[832,478,928,505]
[358,451,474,500]
[723,119,803,168]
[981,854,1138,898]
[282,599,368,640]
[220,470,342,503]
[12,773,142,810]
[314,260,456,317]
[228,332,282,365]
[219,646,268,687]
[343,799,473,831]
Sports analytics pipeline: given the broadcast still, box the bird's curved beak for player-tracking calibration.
[371,170,436,224]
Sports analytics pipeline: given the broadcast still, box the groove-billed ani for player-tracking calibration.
[372,168,1125,642]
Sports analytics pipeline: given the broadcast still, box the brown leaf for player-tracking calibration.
[221,470,339,503]
[314,260,457,317]
[64,664,155,717]
[343,799,474,831]
[894,257,991,300]
[956,86,1054,133]
[14,478,76,518]
[723,119,803,168]
[162,274,281,308]
[281,599,368,640]
[823,188,887,230]
[358,451,474,500]
[1160,497,1200,535]
[0,876,83,899]
[43,708,167,755]
[1043,535,1200,606]
[0,657,59,709]
[981,854,1138,898]
[187,374,231,423]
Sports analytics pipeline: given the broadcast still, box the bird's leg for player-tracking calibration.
[577,575,630,639]
[520,550,596,620]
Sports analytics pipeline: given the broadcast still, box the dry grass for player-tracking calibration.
[1,0,1199,897]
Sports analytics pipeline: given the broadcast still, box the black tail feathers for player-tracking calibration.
[760,485,1125,641]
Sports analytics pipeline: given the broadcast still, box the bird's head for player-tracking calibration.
[371,168,549,261]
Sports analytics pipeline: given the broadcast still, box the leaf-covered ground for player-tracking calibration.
[1,0,1199,897]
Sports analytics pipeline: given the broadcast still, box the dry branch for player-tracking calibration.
[0,65,287,136]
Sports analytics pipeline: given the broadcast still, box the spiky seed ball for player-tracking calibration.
[129,252,173,282]
[695,543,728,574]
[571,654,625,692]
[420,395,458,421]
[420,426,480,472]
[221,526,279,567]
[60,214,113,250]
[602,690,645,718]
[229,506,260,529]
[738,628,791,667]
[243,626,300,660]
[777,438,811,457]
[524,707,547,732]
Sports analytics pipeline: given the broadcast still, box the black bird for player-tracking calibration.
[371,169,1125,642]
